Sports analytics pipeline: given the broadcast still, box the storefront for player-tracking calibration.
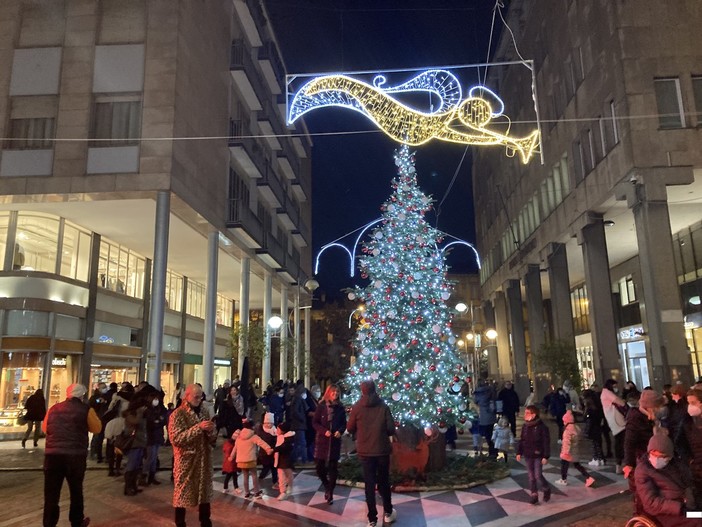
[574,333,596,388]
[619,324,650,388]
[684,312,702,380]
[0,351,44,431]
[183,355,233,396]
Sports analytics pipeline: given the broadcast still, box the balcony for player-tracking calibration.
[232,0,263,47]
[228,119,265,178]
[256,231,285,269]
[276,193,299,231]
[258,41,285,95]
[226,198,263,249]
[229,39,262,111]
[256,164,285,208]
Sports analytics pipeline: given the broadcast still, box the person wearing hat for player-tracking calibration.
[257,412,278,488]
[623,389,664,514]
[677,388,702,510]
[42,383,102,527]
[347,380,397,527]
[634,432,698,526]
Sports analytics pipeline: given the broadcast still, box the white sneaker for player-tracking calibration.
[554,478,568,486]
[367,522,377,527]
[585,477,595,487]
[384,509,397,524]
[588,459,599,467]
[277,492,287,501]
[557,439,562,444]
[597,459,605,466]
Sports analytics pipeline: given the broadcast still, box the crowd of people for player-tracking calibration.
[24,371,702,527]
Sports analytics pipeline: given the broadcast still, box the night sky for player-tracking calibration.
[265,1,503,300]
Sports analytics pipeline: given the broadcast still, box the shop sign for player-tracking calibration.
[619,325,645,341]
[214,359,230,366]
[98,335,115,344]
[51,358,66,366]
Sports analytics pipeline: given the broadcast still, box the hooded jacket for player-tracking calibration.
[517,416,550,459]
[346,392,395,457]
[600,386,627,436]
[560,411,580,461]
[635,456,696,527]
[230,428,271,464]
[274,431,296,469]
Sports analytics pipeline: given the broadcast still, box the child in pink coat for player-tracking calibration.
[556,410,595,487]
[228,420,273,499]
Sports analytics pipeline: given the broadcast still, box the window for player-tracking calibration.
[586,128,595,171]
[618,276,637,305]
[573,140,585,183]
[560,154,570,196]
[15,212,59,272]
[6,118,55,149]
[654,78,685,129]
[217,294,233,327]
[186,281,206,319]
[91,95,141,146]
[692,76,702,124]
[97,238,145,299]
[60,222,91,282]
[165,270,183,311]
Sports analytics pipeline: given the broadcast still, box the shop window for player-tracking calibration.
[48,354,80,408]
[90,358,140,387]
[93,321,132,346]
[187,281,206,319]
[6,310,50,336]
[55,314,82,340]
[0,212,8,269]
[654,77,685,129]
[162,334,181,352]
[618,276,637,305]
[90,95,142,146]
[0,352,46,429]
[166,270,184,311]
[217,294,233,327]
[15,212,59,273]
[98,237,145,299]
[59,222,91,282]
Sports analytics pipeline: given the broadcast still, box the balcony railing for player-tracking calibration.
[227,198,264,246]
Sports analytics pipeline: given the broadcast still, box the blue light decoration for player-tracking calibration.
[288,69,540,163]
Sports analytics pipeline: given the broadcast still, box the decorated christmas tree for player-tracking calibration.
[344,144,472,435]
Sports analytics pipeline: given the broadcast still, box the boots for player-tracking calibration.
[148,472,161,485]
[138,473,149,487]
[124,471,143,496]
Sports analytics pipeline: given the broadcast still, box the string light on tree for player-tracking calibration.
[343,145,475,434]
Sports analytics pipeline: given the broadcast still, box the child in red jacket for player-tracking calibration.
[222,430,241,494]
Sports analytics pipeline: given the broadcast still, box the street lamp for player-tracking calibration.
[348,304,366,329]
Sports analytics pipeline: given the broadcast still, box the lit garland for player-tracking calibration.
[288,69,540,164]
[342,145,475,434]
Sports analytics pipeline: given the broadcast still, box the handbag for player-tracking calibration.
[17,412,28,426]
[113,429,136,454]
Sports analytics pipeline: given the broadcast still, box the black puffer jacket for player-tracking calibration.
[676,415,702,481]
[24,390,46,422]
[517,417,550,459]
[347,393,395,457]
[624,408,654,468]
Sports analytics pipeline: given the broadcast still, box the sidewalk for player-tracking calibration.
[0,418,638,527]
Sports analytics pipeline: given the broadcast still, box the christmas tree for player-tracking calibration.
[344,144,472,435]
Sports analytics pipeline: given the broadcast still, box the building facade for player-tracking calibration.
[473,0,702,399]
[0,0,313,436]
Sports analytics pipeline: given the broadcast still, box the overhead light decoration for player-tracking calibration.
[288,69,539,163]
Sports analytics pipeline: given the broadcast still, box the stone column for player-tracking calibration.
[293,289,301,381]
[262,272,272,389]
[547,243,575,343]
[525,264,547,398]
[279,287,289,381]
[627,180,691,386]
[493,291,511,381]
[81,233,101,387]
[147,191,170,388]
[237,257,250,378]
[202,230,218,397]
[506,279,529,402]
[577,214,620,383]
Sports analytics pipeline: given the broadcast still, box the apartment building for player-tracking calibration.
[473,0,702,398]
[0,0,313,436]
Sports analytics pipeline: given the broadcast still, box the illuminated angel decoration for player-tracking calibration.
[288,69,540,164]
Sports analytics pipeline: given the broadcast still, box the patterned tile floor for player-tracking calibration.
[213,453,628,527]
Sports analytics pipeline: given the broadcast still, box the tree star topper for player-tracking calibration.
[288,69,540,164]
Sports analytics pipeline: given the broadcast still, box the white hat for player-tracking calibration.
[67,383,87,399]
[263,412,275,425]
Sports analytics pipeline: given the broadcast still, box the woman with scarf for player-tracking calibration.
[312,384,347,504]
[220,385,245,438]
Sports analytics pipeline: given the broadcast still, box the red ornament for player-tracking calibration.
[404,383,411,389]
[429,364,436,371]
[373,355,378,361]
[411,339,419,346]
[437,407,442,414]
[378,383,385,390]
[390,354,396,359]
[393,371,400,377]
[398,272,404,278]
[395,421,401,427]
[359,368,364,373]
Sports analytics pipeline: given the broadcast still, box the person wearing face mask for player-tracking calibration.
[623,389,664,515]
[169,384,216,527]
[516,405,551,505]
[634,432,698,526]
[267,383,286,425]
[601,379,627,474]
[290,383,310,464]
[141,390,168,486]
[676,388,702,508]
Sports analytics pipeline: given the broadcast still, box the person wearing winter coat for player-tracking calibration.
[516,405,551,505]
[347,380,397,527]
[563,380,582,414]
[221,430,241,494]
[228,419,273,499]
[169,384,216,527]
[121,388,151,496]
[623,389,664,515]
[274,421,296,500]
[583,390,605,466]
[289,384,309,464]
[141,390,168,486]
[491,416,514,463]
[266,384,286,425]
[496,381,520,436]
[601,379,627,473]
[548,387,570,441]
[257,412,278,487]
[219,385,245,438]
[634,432,698,527]
[675,388,702,509]
[22,388,46,448]
[473,380,497,458]
[555,410,594,487]
[312,384,347,504]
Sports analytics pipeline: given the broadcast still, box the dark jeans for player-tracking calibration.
[315,458,338,494]
[260,463,278,483]
[90,431,104,461]
[478,424,497,457]
[24,420,42,445]
[560,459,589,480]
[613,431,624,465]
[503,413,517,437]
[223,471,238,489]
[43,454,87,527]
[524,456,548,494]
[359,455,392,523]
[175,503,211,527]
[292,430,308,463]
